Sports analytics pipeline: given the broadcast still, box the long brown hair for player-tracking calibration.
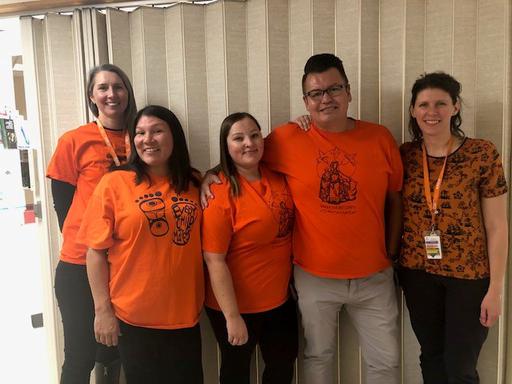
[219,112,262,197]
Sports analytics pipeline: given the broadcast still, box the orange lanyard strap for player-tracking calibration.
[422,137,453,228]
[96,120,130,167]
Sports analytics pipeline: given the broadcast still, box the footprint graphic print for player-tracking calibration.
[135,192,169,237]
[170,196,198,245]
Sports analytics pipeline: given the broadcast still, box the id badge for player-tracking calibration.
[423,230,442,259]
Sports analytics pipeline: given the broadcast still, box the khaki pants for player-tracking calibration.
[294,265,400,384]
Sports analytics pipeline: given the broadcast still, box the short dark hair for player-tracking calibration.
[409,72,464,142]
[86,64,137,129]
[219,112,262,197]
[117,105,199,193]
[302,53,349,93]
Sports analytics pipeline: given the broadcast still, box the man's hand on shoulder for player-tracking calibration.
[201,169,222,209]
[289,115,312,131]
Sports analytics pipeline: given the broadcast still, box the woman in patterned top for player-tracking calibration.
[398,72,508,384]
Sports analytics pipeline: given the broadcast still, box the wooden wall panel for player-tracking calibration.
[205,1,228,167]
[453,0,477,138]
[475,0,506,147]
[380,0,405,141]
[403,0,425,141]
[474,2,509,382]
[267,0,290,127]
[424,0,453,73]
[247,0,270,133]
[106,8,132,80]
[336,0,360,118]
[129,8,145,109]
[225,1,248,115]
[312,0,335,54]
[289,0,335,119]
[205,0,249,167]
[177,4,209,172]
[92,10,108,66]
[131,7,168,107]
[289,0,313,119]
[164,5,187,128]
[43,13,83,138]
[359,0,379,122]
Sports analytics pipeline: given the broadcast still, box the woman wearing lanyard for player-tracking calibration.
[46,64,136,384]
[202,112,298,384]
[398,72,508,384]
[77,105,204,383]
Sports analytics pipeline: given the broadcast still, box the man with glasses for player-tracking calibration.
[203,53,402,383]
[263,53,402,383]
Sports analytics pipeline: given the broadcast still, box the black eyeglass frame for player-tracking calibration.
[303,83,349,101]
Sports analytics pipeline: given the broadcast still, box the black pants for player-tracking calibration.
[398,268,489,384]
[117,321,203,384]
[54,261,119,384]
[206,298,298,384]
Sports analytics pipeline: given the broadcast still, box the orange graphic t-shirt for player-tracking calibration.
[77,170,204,329]
[46,122,127,265]
[264,120,403,278]
[400,138,508,279]
[202,165,294,313]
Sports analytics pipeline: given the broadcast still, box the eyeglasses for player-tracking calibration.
[304,84,347,101]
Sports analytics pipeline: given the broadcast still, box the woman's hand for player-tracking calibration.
[200,172,222,209]
[291,115,312,131]
[480,289,502,327]
[94,308,121,346]
[226,315,249,346]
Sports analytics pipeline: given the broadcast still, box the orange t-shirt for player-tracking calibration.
[46,122,128,265]
[202,165,294,313]
[77,170,204,329]
[264,120,403,278]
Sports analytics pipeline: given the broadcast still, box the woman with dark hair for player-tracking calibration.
[46,63,136,383]
[77,105,204,383]
[202,112,298,384]
[398,72,508,383]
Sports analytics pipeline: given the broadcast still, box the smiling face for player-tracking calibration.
[89,70,128,126]
[410,88,460,140]
[303,67,351,131]
[227,117,264,175]
[134,115,174,176]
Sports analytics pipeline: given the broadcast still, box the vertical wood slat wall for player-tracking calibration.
[19,0,511,383]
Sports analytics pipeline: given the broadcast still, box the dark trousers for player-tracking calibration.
[206,298,298,384]
[117,321,203,384]
[398,268,489,384]
[54,261,119,384]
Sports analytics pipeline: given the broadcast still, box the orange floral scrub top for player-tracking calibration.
[399,138,508,279]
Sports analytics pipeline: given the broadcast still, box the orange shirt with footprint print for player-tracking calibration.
[77,170,204,329]
[202,165,294,313]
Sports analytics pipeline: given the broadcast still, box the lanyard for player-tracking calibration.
[96,120,130,167]
[422,137,453,228]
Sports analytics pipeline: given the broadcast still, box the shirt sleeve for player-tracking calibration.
[384,127,403,192]
[51,179,76,231]
[479,140,508,198]
[201,183,233,254]
[76,174,116,250]
[262,123,296,173]
[46,131,80,186]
